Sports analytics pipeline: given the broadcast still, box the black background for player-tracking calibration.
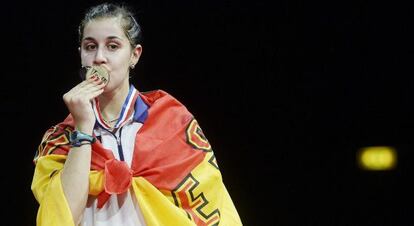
[1,0,413,225]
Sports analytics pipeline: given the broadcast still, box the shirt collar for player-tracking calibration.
[93,85,148,130]
[133,92,148,123]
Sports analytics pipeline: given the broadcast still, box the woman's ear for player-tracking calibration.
[131,44,143,65]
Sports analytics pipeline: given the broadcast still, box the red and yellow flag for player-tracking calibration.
[32,90,242,226]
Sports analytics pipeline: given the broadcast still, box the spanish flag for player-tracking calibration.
[31,90,242,226]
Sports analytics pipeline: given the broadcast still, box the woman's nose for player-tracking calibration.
[94,48,107,64]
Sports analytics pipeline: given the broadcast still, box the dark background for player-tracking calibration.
[1,0,413,225]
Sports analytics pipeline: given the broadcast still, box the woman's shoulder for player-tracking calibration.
[139,89,194,124]
[34,115,74,162]
[41,114,75,135]
[139,89,179,102]
[139,89,188,109]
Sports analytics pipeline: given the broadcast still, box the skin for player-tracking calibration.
[61,16,142,224]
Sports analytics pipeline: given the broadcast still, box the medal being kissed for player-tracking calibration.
[80,65,110,85]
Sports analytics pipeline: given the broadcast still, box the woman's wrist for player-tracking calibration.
[75,124,94,136]
[70,130,96,147]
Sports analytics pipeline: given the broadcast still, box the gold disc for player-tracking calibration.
[85,65,110,85]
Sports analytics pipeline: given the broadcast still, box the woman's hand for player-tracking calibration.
[63,75,106,135]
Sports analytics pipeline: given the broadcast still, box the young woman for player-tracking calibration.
[31,3,242,226]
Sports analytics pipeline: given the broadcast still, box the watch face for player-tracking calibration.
[70,130,78,142]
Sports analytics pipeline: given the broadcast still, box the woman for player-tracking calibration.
[31,3,242,226]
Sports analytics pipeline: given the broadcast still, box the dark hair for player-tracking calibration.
[78,3,142,47]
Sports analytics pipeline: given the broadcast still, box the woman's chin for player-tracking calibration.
[102,84,112,93]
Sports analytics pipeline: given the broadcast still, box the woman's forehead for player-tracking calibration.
[82,17,126,40]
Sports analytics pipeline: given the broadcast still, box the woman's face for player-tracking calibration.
[80,17,141,92]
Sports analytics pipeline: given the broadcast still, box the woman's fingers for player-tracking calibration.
[61,73,107,133]
[67,85,105,104]
[65,76,105,99]
[84,87,105,100]
[68,75,96,92]
[73,82,105,100]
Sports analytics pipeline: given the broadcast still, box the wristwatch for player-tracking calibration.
[70,130,96,147]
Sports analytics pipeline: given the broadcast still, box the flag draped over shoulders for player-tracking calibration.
[31,90,242,226]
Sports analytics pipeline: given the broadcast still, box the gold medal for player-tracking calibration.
[80,65,110,85]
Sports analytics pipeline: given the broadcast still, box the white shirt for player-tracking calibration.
[79,116,146,226]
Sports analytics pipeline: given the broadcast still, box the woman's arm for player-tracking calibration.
[61,144,92,224]
[61,75,105,223]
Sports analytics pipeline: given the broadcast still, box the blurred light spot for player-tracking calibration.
[357,146,397,170]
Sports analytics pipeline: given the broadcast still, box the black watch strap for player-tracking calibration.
[70,130,96,147]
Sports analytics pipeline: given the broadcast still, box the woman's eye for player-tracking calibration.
[108,44,119,50]
[84,44,97,51]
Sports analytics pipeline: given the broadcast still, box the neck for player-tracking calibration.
[98,82,130,122]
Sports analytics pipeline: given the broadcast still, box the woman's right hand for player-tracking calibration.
[63,75,106,135]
